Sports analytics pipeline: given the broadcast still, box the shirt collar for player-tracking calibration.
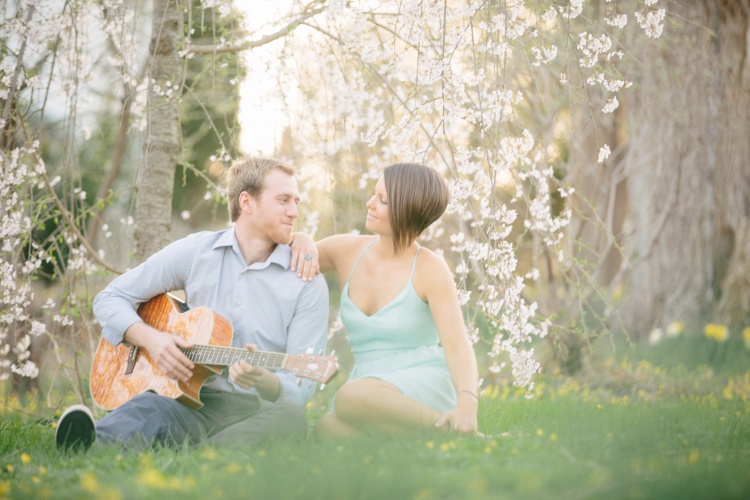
[213,227,291,270]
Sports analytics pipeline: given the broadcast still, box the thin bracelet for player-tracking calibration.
[457,389,479,400]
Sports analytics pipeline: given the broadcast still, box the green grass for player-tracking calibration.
[1,339,749,499]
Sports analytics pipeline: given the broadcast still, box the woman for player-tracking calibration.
[292,163,478,438]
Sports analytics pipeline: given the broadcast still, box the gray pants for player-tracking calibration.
[96,390,306,449]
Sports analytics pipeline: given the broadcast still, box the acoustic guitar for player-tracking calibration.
[89,293,338,410]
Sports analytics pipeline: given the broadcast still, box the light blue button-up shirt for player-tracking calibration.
[92,228,329,407]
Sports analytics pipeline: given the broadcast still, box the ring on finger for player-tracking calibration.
[305,253,311,261]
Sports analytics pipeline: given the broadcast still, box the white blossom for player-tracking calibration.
[605,14,628,29]
[635,8,666,38]
[602,96,619,114]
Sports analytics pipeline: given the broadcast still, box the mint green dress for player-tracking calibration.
[337,240,458,413]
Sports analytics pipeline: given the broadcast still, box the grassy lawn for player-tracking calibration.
[1,339,749,499]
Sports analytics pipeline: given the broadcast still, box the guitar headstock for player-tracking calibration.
[285,352,339,384]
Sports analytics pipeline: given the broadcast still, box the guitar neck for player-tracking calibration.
[180,345,286,370]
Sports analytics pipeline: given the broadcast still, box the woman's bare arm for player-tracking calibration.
[416,250,479,434]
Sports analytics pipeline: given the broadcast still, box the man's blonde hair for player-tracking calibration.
[225,156,295,222]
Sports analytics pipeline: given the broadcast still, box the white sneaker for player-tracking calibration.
[55,404,96,452]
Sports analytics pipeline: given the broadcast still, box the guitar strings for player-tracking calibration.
[178,345,286,368]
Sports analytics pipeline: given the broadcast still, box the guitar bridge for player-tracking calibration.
[125,346,140,375]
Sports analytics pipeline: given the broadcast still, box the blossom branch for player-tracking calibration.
[1,5,35,147]
[20,122,124,275]
[188,5,326,55]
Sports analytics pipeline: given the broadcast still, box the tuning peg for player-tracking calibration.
[305,347,314,354]
[297,379,302,386]
[330,350,336,357]
[318,349,323,355]
[307,380,313,388]
[319,383,326,391]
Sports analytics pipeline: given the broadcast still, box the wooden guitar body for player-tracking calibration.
[90,294,232,411]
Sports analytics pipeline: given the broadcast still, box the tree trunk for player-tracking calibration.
[134,0,183,263]
[622,1,750,335]
[713,1,750,326]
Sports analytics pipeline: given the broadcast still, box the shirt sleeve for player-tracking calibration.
[93,234,200,346]
[276,274,330,407]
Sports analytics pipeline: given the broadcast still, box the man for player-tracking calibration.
[56,156,329,450]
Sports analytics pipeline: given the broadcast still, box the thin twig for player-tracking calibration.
[189,5,326,55]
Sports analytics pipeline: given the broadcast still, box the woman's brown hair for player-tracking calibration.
[383,163,449,253]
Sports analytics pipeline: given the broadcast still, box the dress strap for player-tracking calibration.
[409,246,421,281]
[345,238,378,285]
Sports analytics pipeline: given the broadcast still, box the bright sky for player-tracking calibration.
[233,1,293,156]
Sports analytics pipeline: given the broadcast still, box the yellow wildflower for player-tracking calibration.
[688,449,700,464]
[425,441,434,449]
[0,480,10,496]
[166,477,183,490]
[722,385,734,400]
[438,441,457,452]
[226,462,242,474]
[101,488,123,500]
[39,466,47,475]
[31,476,40,484]
[200,447,218,461]
[20,453,30,464]
[550,433,558,441]
[137,469,167,489]
[535,429,544,436]
[743,327,750,349]
[80,471,99,493]
[245,464,256,476]
[704,323,728,343]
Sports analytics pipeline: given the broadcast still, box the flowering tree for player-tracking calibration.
[2,0,692,403]
[233,0,670,387]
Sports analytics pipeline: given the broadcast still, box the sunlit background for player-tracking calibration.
[234,1,293,156]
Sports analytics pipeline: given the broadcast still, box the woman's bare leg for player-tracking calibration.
[332,378,442,435]
[313,412,362,440]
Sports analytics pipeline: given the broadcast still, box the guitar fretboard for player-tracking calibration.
[179,345,286,369]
